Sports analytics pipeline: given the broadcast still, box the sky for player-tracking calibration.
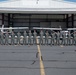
[66,0,76,2]
[0,0,76,2]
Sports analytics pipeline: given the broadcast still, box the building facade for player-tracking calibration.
[0,0,76,29]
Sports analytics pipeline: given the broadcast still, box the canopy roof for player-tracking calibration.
[0,0,76,14]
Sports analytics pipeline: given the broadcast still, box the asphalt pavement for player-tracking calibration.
[0,45,76,75]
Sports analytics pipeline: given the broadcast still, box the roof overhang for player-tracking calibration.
[0,0,76,14]
[0,8,76,14]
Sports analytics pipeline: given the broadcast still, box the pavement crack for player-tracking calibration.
[41,56,43,61]
[12,52,15,53]
[61,52,65,54]
[31,60,36,65]
[75,50,76,52]
[36,52,39,58]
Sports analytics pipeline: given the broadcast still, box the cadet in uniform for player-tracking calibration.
[0,32,4,45]
[33,30,37,44]
[61,32,66,45]
[11,31,15,45]
[23,31,27,45]
[73,31,76,45]
[45,31,49,45]
[5,31,9,45]
[28,30,32,45]
[51,31,56,45]
[0,32,1,44]
[40,30,44,45]
[17,32,21,45]
[50,31,52,46]
[67,31,71,45]
[56,31,60,45]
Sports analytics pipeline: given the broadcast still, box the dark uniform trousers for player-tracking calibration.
[11,34,15,45]
[28,36,32,45]
[1,34,4,45]
[5,33,9,45]
[40,36,43,45]
[23,36,27,45]
[45,37,49,45]
[33,36,37,44]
